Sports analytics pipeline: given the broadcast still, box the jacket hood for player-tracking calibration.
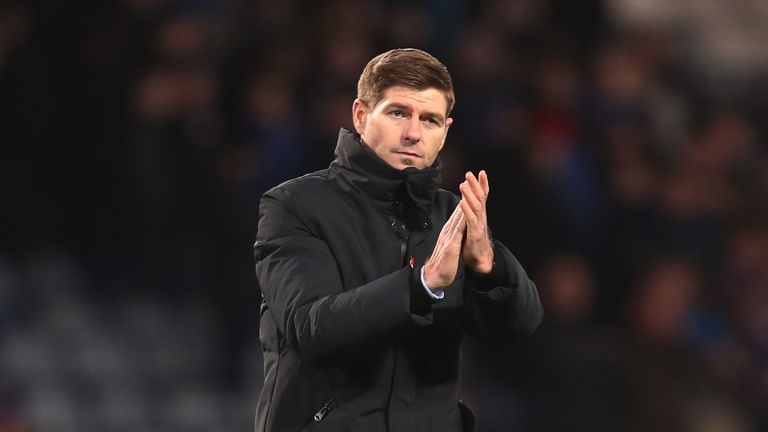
[330,128,442,230]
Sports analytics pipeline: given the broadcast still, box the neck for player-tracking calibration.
[331,128,441,230]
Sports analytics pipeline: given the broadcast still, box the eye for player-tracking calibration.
[390,110,404,118]
[425,117,440,126]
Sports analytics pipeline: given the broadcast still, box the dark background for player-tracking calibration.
[1,0,767,431]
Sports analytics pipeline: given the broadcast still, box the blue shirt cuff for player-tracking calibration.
[420,266,444,300]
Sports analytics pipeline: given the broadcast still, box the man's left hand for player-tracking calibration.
[459,170,494,274]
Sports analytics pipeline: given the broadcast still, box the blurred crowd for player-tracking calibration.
[1,0,767,431]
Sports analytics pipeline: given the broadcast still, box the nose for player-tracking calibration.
[403,115,421,144]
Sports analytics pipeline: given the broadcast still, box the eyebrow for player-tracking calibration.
[387,102,445,122]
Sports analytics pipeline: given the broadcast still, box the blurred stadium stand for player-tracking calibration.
[1,0,766,431]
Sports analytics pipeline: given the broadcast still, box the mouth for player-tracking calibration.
[395,151,420,158]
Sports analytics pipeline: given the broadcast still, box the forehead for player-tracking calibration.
[374,86,449,114]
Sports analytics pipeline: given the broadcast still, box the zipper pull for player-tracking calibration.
[313,398,337,422]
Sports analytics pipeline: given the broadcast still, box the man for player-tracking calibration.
[253,48,542,432]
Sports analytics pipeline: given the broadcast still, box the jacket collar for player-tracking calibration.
[330,128,442,230]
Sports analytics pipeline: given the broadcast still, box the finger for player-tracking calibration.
[455,210,467,233]
[452,198,463,215]
[459,206,468,230]
[461,204,487,242]
[479,170,490,197]
[460,182,483,214]
[459,197,478,225]
[460,188,488,232]
[465,172,485,204]
[452,197,467,219]
[448,210,466,245]
[444,200,465,238]
[451,198,466,222]
[442,201,462,233]
[461,186,482,215]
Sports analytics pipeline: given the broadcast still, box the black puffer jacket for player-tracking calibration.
[253,128,543,432]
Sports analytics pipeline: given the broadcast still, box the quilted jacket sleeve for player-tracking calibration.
[461,241,543,343]
[254,189,436,364]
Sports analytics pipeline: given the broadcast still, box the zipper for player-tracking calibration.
[388,214,409,267]
[313,398,337,422]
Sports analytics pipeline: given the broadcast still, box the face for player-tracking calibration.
[352,86,453,170]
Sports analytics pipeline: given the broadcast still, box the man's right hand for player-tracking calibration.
[423,202,467,291]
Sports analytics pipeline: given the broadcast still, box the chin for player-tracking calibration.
[391,156,424,170]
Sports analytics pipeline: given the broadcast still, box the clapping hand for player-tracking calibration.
[424,170,494,290]
[458,171,493,274]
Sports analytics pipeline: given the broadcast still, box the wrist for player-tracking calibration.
[471,260,493,274]
[470,244,494,274]
[423,261,444,291]
[420,266,445,300]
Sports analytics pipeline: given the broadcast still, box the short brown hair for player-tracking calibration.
[357,48,455,116]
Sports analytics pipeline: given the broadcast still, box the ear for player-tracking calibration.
[352,99,369,135]
[438,117,454,152]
